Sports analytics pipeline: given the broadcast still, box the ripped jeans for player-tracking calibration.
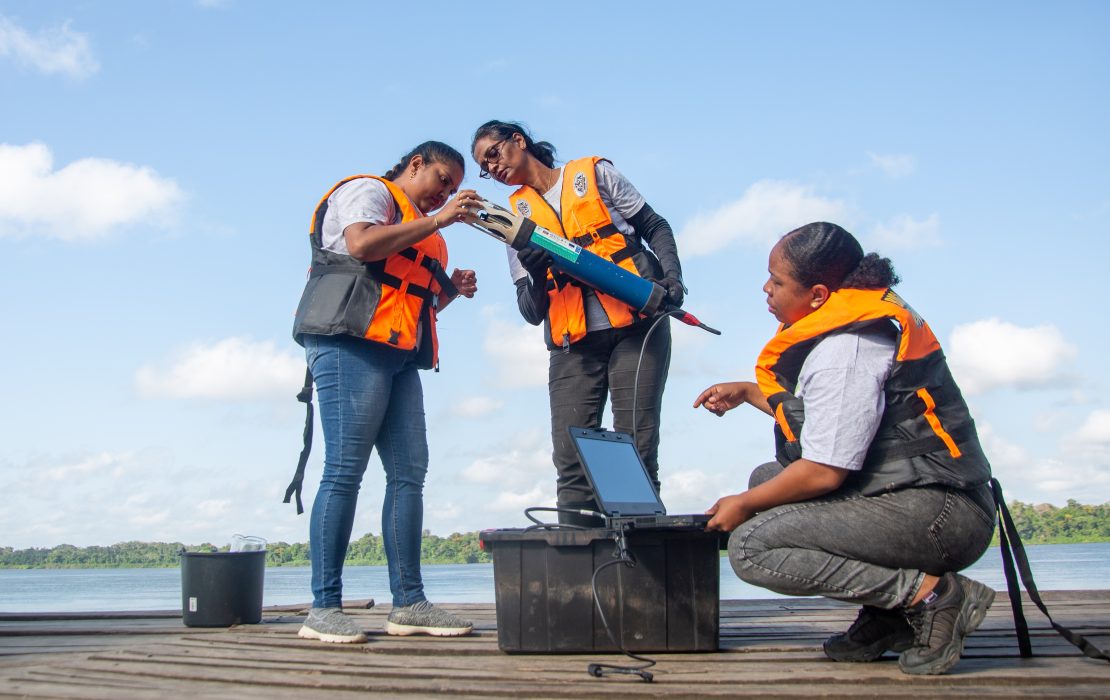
[727,462,996,609]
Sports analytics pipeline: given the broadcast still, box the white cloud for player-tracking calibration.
[135,337,304,400]
[0,15,98,78]
[947,319,1077,395]
[128,510,170,526]
[677,180,848,257]
[661,468,719,505]
[481,305,547,388]
[450,396,504,419]
[867,152,916,179]
[0,142,184,240]
[492,485,553,512]
[197,500,233,517]
[939,422,1110,505]
[44,451,131,482]
[1074,409,1110,446]
[459,429,557,515]
[463,456,512,484]
[461,429,550,488]
[868,213,941,250]
[977,422,1031,470]
[1032,411,1065,434]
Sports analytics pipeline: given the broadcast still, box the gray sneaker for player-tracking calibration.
[385,600,473,637]
[298,607,368,643]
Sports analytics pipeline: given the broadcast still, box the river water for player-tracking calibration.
[1,542,1106,613]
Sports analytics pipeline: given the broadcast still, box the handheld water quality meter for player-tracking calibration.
[467,200,719,335]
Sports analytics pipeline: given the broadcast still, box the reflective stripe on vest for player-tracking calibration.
[309,174,448,361]
[510,157,645,347]
[755,288,990,493]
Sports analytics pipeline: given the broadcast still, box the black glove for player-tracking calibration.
[659,276,685,307]
[517,247,553,278]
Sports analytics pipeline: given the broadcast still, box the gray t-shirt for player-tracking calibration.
[321,178,401,255]
[796,326,898,471]
[505,161,646,331]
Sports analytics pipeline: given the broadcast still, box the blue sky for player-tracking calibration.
[2,1,1107,549]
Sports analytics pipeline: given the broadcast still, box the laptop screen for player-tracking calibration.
[569,427,665,516]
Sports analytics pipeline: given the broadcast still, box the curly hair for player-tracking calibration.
[779,222,900,290]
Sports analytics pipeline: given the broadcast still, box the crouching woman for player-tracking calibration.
[694,222,996,676]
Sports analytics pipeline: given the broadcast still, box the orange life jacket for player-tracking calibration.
[292,174,453,370]
[510,157,659,349]
[756,287,992,495]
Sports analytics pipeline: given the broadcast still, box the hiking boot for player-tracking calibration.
[297,607,368,643]
[823,605,915,662]
[385,600,473,637]
[899,572,995,675]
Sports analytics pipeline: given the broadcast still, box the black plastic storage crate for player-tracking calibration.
[479,527,721,653]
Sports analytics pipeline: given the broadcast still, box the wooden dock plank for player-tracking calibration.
[1,592,1107,698]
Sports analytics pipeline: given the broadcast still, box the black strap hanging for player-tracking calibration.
[991,478,1109,661]
[283,367,315,515]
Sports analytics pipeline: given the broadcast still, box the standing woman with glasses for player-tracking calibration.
[470,120,685,526]
[290,141,479,643]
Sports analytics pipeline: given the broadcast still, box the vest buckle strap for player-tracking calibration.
[572,231,601,247]
[571,223,621,248]
[423,256,458,299]
[609,246,638,265]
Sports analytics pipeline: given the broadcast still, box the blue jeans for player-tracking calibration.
[728,462,996,609]
[304,333,428,609]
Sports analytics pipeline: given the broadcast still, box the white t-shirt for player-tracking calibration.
[505,161,646,331]
[795,326,898,471]
[321,178,402,255]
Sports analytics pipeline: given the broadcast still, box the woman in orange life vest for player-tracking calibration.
[694,222,996,676]
[291,142,479,643]
[470,120,685,526]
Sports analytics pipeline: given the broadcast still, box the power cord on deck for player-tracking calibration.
[586,528,656,682]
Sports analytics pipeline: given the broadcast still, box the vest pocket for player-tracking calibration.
[293,272,382,340]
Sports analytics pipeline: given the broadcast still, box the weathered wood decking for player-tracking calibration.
[2,592,1108,698]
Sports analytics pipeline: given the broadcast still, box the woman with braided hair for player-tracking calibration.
[695,222,996,676]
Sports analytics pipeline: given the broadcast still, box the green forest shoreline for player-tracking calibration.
[3,499,1107,570]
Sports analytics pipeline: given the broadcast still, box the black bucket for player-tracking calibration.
[180,550,266,627]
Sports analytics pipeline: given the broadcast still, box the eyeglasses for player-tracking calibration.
[478,137,513,179]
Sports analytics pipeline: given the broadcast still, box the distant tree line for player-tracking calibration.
[2,500,1107,568]
[0,531,490,569]
[995,500,1110,544]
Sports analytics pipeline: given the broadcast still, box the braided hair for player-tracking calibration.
[471,120,557,168]
[382,141,465,181]
[779,222,900,290]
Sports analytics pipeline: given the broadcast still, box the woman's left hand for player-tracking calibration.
[452,268,477,298]
[705,493,754,532]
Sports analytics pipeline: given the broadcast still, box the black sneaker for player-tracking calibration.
[899,572,995,675]
[823,605,915,662]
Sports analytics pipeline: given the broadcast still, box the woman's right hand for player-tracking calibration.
[435,189,480,227]
[693,381,754,416]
